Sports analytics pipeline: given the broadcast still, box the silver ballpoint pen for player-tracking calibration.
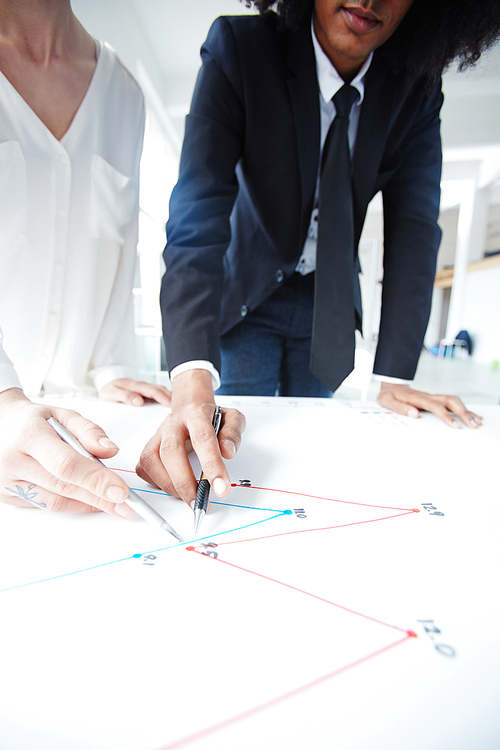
[47,417,182,542]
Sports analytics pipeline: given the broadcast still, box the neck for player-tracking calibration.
[0,0,82,64]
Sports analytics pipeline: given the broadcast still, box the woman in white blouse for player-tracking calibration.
[0,0,170,516]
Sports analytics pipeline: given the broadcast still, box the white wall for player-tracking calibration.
[461,267,500,364]
[72,0,166,96]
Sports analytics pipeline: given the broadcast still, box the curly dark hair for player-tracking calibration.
[241,0,500,85]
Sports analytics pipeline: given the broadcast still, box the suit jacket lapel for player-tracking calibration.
[285,18,321,245]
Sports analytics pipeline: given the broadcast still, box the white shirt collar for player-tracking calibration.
[311,18,372,106]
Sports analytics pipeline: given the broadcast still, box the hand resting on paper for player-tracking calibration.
[0,388,134,516]
[137,369,246,508]
[98,378,171,407]
[376,383,483,428]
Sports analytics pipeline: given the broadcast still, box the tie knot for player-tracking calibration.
[333,84,359,120]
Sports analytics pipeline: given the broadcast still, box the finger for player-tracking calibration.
[437,396,482,428]
[157,416,201,504]
[2,481,100,513]
[27,421,132,505]
[219,408,246,459]
[102,380,172,407]
[394,391,460,428]
[100,382,145,406]
[137,432,172,491]
[376,390,420,419]
[53,409,119,459]
[186,406,232,500]
[4,456,135,517]
[122,381,172,406]
[467,411,483,426]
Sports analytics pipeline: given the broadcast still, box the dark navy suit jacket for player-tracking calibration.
[161,12,443,381]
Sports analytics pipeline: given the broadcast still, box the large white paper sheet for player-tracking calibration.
[0,396,499,750]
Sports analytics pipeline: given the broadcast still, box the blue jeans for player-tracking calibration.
[217,272,333,398]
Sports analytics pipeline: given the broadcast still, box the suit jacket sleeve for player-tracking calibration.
[161,17,245,375]
[374,78,443,381]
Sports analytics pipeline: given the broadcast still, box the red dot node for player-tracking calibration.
[412,509,420,513]
[186,546,195,552]
[407,630,418,638]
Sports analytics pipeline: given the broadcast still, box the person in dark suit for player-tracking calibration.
[138,0,500,507]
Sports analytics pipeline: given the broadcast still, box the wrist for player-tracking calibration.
[0,387,30,416]
[0,387,28,404]
[171,369,215,410]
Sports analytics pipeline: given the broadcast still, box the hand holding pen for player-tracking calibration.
[137,370,246,514]
[0,389,137,517]
[47,418,182,541]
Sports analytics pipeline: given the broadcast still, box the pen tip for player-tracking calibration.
[193,508,204,536]
[161,521,183,543]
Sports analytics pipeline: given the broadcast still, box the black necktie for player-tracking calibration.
[310,84,359,392]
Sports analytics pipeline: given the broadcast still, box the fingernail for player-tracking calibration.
[189,500,195,511]
[212,478,227,497]
[222,439,237,456]
[106,485,128,503]
[98,438,118,449]
[407,407,419,418]
[132,397,142,406]
[114,503,134,519]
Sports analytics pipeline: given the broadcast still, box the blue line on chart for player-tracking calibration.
[209,500,287,513]
[0,512,289,595]
[129,486,287,514]
[0,554,140,594]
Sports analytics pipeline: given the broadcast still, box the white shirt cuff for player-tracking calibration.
[170,361,221,391]
[372,374,412,385]
[0,362,23,394]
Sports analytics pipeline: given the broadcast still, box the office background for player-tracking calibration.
[72,0,500,402]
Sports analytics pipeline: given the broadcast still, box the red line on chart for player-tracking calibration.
[157,633,414,750]
[109,470,420,515]
[187,546,412,635]
[198,510,417,547]
[231,483,418,513]
[159,543,418,750]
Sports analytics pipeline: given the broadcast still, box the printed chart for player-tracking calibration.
[0,396,499,750]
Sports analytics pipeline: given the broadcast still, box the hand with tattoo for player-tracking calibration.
[0,388,134,516]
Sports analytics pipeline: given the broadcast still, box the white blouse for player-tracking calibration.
[0,41,145,397]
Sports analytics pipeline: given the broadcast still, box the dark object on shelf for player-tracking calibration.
[455,330,473,355]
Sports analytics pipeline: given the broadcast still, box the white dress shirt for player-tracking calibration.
[0,41,145,397]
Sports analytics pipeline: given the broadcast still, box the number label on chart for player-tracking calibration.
[293,508,307,519]
[142,554,157,566]
[238,479,252,487]
[421,503,444,516]
[416,619,456,657]
[201,543,218,559]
